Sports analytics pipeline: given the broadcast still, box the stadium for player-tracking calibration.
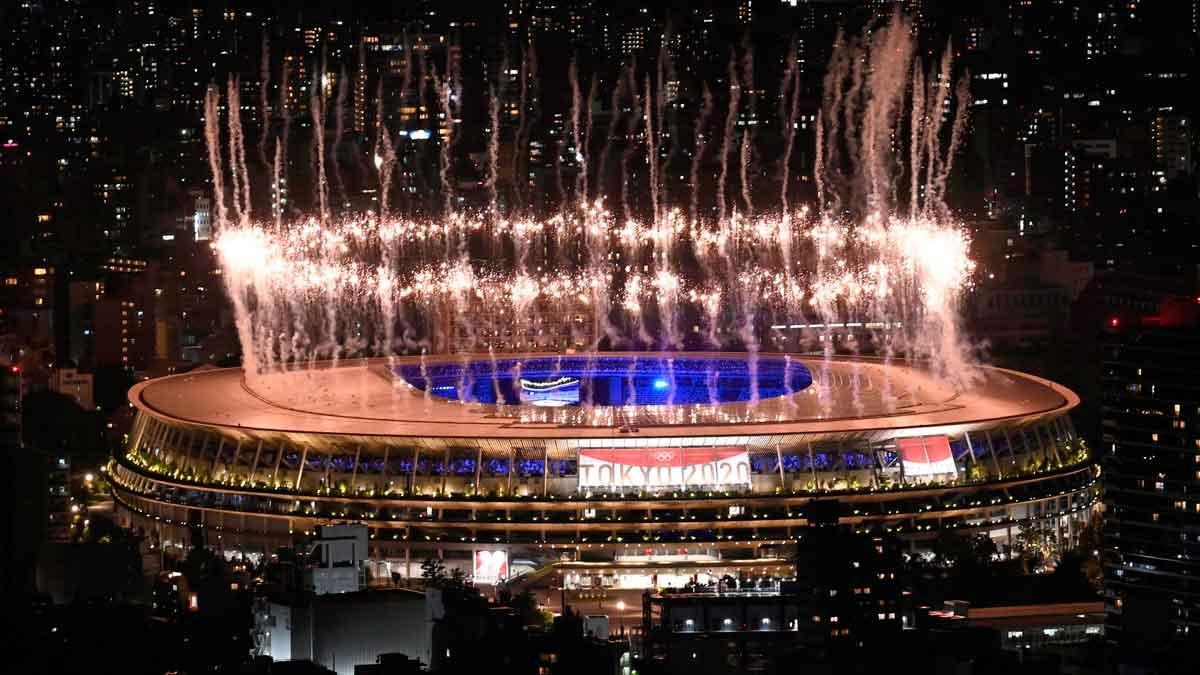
[109,352,1097,590]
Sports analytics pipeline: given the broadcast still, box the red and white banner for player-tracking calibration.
[577,447,751,490]
[896,435,958,477]
[473,549,508,584]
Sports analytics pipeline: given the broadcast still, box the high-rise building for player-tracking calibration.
[1,361,47,598]
[1150,112,1191,179]
[1102,324,1200,644]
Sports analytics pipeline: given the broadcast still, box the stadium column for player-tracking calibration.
[157,426,173,462]
[158,423,174,459]
[774,444,785,489]
[381,446,390,493]
[868,440,881,488]
[182,429,198,470]
[249,439,264,484]
[410,446,420,493]
[1060,415,1077,440]
[229,439,243,479]
[1050,418,1066,445]
[1019,426,1035,467]
[128,414,148,454]
[1000,427,1018,469]
[143,419,160,455]
[142,418,157,453]
[170,427,186,464]
[442,445,450,495]
[980,429,1002,476]
[209,436,226,478]
[506,448,514,494]
[1036,424,1061,466]
[199,431,214,475]
[806,442,817,489]
[351,445,362,492]
[145,421,166,459]
[134,418,152,456]
[543,446,549,496]
[473,445,482,495]
[271,442,285,484]
[323,447,334,489]
[961,432,978,469]
[137,416,154,453]
[295,445,310,492]
[1051,417,1070,447]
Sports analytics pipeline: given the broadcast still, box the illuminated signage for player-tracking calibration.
[896,435,958,477]
[519,377,580,407]
[473,549,508,584]
[578,447,751,490]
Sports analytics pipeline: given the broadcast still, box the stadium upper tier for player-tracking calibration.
[126,353,1077,447]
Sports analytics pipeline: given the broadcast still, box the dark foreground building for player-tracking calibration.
[640,527,902,674]
[1102,327,1200,645]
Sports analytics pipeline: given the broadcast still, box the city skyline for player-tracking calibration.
[3,2,1200,674]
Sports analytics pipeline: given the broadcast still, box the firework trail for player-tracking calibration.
[310,61,329,222]
[619,62,641,223]
[487,84,500,220]
[203,86,228,229]
[717,50,740,224]
[331,66,349,210]
[690,83,713,224]
[258,33,271,169]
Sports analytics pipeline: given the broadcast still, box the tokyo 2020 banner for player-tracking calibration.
[577,447,751,490]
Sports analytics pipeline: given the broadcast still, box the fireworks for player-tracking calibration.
[206,12,979,391]
[212,206,973,375]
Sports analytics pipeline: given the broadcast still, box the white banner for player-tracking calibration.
[577,447,751,490]
[473,549,508,584]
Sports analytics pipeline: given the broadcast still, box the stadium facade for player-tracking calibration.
[109,352,1097,589]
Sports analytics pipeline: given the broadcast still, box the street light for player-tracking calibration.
[615,599,626,635]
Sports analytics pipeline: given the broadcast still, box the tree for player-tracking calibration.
[22,390,104,464]
[1048,550,1100,600]
[511,591,552,629]
[1013,520,1056,573]
[931,530,997,570]
[421,557,447,586]
[1073,512,1104,586]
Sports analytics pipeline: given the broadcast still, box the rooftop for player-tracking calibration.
[129,352,1077,448]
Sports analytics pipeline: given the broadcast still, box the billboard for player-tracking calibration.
[473,549,508,585]
[577,447,751,490]
[896,435,958,477]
